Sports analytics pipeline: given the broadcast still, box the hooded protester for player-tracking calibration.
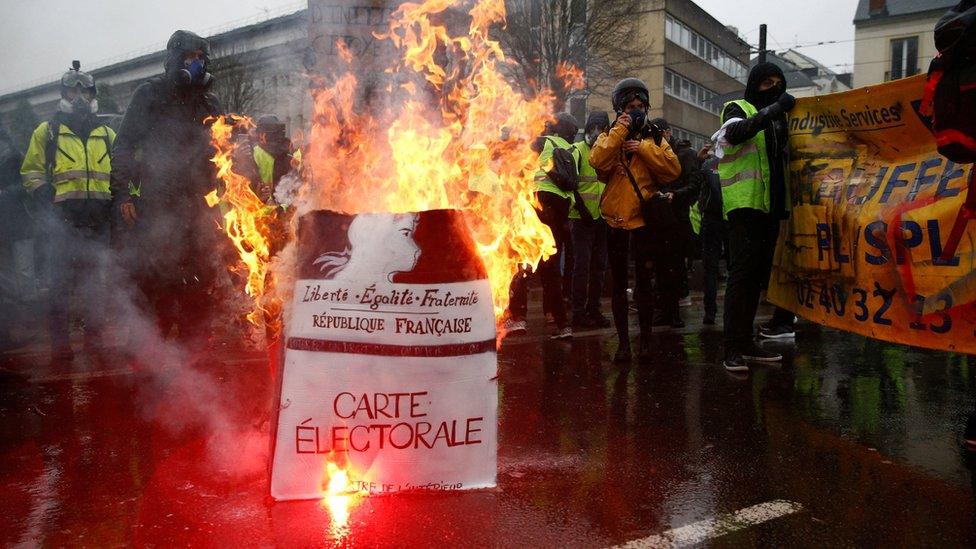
[568,111,611,329]
[717,61,797,372]
[20,61,116,362]
[506,112,579,339]
[110,30,224,350]
[589,78,682,363]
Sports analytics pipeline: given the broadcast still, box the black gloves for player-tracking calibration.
[777,92,797,112]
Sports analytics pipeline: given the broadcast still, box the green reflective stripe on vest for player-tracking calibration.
[52,170,110,183]
[253,145,275,185]
[570,140,605,219]
[55,190,112,202]
[718,99,770,218]
[535,136,574,200]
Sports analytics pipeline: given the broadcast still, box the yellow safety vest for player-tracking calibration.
[570,140,605,220]
[21,120,114,202]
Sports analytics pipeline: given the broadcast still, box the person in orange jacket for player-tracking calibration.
[590,78,682,363]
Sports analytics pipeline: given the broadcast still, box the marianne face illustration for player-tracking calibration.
[314,213,420,282]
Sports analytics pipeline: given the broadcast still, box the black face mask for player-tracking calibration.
[754,84,784,109]
[627,108,646,138]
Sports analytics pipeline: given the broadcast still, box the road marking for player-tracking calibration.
[613,499,804,548]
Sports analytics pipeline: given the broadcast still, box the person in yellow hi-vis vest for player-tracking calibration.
[717,62,797,372]
[569,111,611,330]
[506,113,579,340]
[20,61,115,362]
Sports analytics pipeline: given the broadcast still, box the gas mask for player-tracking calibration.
[174,58,212,87]
[58,96,98,115]
[625,108,647,141]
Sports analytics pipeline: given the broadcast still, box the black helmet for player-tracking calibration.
[611,77,649,112]
[164,30,213,87]
[256,114,286,134]
[550,112,579,141]
[60,60,96,99]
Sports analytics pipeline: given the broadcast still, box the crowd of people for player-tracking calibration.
[0,27,802,373]
[1,30,297,363]
[508,65,799,371]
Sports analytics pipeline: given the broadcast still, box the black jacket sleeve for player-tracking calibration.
[722,102,786,146]
[110,82,155,202]
[672,147,702,209]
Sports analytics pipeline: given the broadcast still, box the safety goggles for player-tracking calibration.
[62,71,95,89]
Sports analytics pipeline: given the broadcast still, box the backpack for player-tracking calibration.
[921,0,976,163]
[544,137,579,193]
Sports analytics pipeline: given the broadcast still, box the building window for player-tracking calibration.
[889,37,919,80]
[665,14,748,84]
[671,125,708,152]
[664,69,719,114]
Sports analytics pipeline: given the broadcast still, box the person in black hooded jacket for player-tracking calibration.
[110,30,224,350]
[719,61,797,372]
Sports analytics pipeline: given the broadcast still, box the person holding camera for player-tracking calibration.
[590,78,682,363]
[718,62,798,372]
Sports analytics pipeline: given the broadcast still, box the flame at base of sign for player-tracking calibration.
[320,460,365,538]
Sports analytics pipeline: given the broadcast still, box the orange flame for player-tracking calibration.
[208,115,282,334]
[299,0,556,321]
[556,62,585,91]
[320,459,363,538]
[210,0,560,332]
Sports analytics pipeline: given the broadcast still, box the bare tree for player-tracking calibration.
[209,52,268,115]
[492,0,654,113]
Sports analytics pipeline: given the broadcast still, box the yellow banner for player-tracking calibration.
[769,75,976,355]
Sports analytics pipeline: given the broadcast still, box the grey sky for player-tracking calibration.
[0,0,856,94]
[0,0,303,93]
[695,0,857,73]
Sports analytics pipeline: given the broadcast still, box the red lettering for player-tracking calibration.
[414,421,433,449]
[334,392,356,419]
[349,425,370,451]
[410,391,428,418]
[465,417,483,445]
[390,422,413,449]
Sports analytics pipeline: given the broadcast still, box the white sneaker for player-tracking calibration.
[504,319,527,334]
[550,326,573,340]
[678,296,692,307]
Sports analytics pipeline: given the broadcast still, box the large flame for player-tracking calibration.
[208,115,283,336]
[297,0,560,320]
[210,0,561,326]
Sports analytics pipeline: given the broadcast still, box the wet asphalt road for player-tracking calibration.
[1,297,976,547]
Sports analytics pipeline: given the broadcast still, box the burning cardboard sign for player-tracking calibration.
[270,210,497,500]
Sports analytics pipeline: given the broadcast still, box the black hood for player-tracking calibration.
[745,62,786,109]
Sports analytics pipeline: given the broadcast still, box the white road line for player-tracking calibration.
[613,499,804,548]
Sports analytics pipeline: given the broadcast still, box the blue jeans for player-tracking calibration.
[570,218,608,319]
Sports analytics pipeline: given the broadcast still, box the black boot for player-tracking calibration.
[637,332,652,364]
[614,341,632,363]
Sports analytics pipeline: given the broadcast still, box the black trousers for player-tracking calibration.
[509,192,570,328]
[607,225,654,345]
[648,239,685,320]
[722,209,794,351]
[700,215,728,316]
